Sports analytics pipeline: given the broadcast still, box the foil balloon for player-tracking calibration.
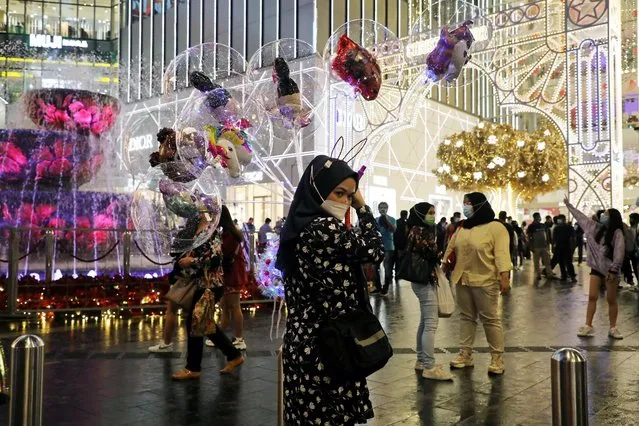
[426,20,474,83]
[331,34,382,101]
[159,179,199,218]
[190,71,247,126]
[272,57,311,129]
[204,124,254,178]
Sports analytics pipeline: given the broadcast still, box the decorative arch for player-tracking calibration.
[329,0,621,211]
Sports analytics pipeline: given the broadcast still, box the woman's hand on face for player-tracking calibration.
[179,257,194,268]
[352,190,365,209]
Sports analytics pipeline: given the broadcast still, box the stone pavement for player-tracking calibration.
[0,262,639,425]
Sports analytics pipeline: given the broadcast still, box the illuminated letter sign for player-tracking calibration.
[29,34,88,49]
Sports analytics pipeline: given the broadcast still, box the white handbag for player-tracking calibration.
[435,267,455,318]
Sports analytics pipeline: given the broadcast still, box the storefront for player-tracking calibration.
[0,0,119,117]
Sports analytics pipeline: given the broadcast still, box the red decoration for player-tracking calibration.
[331,34,382,101]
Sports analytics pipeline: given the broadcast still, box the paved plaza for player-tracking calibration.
[1,262,639,425]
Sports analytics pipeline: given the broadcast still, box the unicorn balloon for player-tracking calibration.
[204,124,253,178]
[190,71,247,126]
[426,20,475,83]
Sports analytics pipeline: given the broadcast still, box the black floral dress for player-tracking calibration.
[283,208,384,425]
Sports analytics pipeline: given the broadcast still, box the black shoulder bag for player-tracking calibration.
[318,264,393,382]
[397,237,435,284]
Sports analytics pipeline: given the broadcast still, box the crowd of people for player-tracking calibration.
[145,152,637,425]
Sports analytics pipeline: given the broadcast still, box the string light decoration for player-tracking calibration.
[434,120,567,202]
[624,165,639,189]
[255,235,285,300]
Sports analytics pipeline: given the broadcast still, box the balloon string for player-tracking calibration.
[275,298,284,339]
[270,298,277,341]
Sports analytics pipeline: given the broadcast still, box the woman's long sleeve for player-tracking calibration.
[566,202,599,239]
[300,209,384,267]
[611,229,626,273]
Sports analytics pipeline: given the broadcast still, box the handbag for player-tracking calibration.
[397,238,433,284]
[435,267,455,318]
[191,288,217,337]
[164,277,196,309]
[318,268,393,382]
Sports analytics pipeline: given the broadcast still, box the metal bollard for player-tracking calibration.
[44,230,54,283]
[551,347,588,426]
[7,228,19,316]
[122,231,132,276]
[9,335,45,426]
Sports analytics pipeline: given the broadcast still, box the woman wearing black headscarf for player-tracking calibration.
[443,192,512,375]
[277,155,384,425]
[405,202,453,381]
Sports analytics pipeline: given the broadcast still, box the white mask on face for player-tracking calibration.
[321,199,350,220]
[310,163,352,221]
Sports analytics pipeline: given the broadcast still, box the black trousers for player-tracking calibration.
[577,242,584,264]
[186,287,241,372]
[556,247,576,280]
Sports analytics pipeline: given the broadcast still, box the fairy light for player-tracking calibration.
[434,120,567,201]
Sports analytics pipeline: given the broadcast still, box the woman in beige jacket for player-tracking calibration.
[443,192,512,375]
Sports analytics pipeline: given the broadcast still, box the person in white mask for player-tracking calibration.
[275,155,385,425]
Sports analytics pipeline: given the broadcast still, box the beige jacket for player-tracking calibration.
[443,221,512,287]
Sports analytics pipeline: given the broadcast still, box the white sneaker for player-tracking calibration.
[422,365,453,381]
[414,361,424,371]
[232,338,247,350]
[149,342,173,353]
[609,327,624,340]
[205,339,215,347]
[577,325,594,337]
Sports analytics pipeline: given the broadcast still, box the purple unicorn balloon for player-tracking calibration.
[426,20,475,83]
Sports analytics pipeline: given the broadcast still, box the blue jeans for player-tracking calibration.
[411,282,439,369]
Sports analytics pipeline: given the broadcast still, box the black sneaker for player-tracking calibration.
[571,276,578,283]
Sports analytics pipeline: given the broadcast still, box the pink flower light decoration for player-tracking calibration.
[0,142,27,178]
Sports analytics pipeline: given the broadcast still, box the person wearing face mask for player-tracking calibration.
[276,155,384,426]
[374,202,397,296]
[443,192,512,375]
[552,214,577,282]
[527,212,556,280]
[406,202,454,381]
[445,212,462,250]
[564,196,625,339]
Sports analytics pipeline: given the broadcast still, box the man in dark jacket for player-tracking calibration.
[575,223,585,264]
[436,217,448,254]
[498,211,516,269]
[393,210,409,276]
[552,214,576,282]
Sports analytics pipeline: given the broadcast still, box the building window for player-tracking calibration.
[61,3,77,37]
[8,0,25,34]
[25,1,42,34]
[95,6,110,39]
[43,3,60,35]
[78,5,93,38]
[0,1,7,32]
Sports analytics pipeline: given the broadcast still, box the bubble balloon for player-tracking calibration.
[131,165,222,257]
[323,19,402,101]
[165,43,251,133]
[247,39,326,137]
[176,122,255,181]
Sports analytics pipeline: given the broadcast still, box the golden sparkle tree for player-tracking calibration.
[434,120,567,212]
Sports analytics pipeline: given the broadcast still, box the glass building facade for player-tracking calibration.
[0,0,119,116]
[119,0,316,102]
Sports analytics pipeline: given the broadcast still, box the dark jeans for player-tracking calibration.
[556,247,576,280]
[577,242,584,264]
[186,287,241,372]
[394,249,406,275]
[622,253,639,284]
[374,250,395,291]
